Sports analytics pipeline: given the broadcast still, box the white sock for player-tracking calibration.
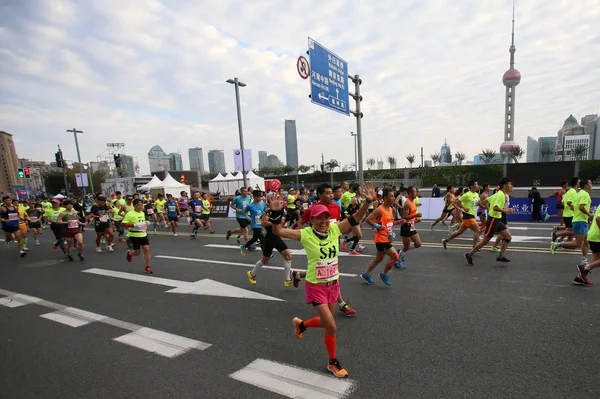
[283,260,292,280]
[252,260,263,276]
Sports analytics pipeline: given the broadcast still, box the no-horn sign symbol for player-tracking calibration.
[297,56,309,79]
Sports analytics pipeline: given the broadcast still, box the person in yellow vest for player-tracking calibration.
[200,192,215,234]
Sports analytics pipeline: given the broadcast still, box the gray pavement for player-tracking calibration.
[1,219,599,398]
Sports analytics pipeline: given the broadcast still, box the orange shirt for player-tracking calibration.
[374,205,394,243]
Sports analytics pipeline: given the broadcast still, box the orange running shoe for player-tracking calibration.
[327,359,349,378]
[292,317,303,339]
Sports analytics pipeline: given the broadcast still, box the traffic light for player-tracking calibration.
[24,168,31,178]
[55,151,64,168]
[18,168,25,178]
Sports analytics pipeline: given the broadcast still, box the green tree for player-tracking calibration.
[386,155,397,169]
[571,144,588,161]
[406,154,415,168]
[431,152,441,166]
[367,157,376,170]
[297,165,311,174]
[455,152,467,166]
[281,165,295,175]
[481,149,497,164]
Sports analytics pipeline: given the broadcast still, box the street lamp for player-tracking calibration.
[350,132,358,180]
[66,128,86,196]
[226,78,248,188]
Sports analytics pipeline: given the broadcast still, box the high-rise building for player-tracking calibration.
[583,115,600,160]
[538,136,556,162]
[148,145,170,172]
[556,115,585,161]
[284,120,299,174]
[0,131,20,195]
[188,147,205,175]
[258,151,268,170]
[440,139,452,164]
[499,4,522,163]
[208,150,226,174]
[264,154,284,168]
[90,161,111,175]
[526,136,539,162]
[168,152,183,171]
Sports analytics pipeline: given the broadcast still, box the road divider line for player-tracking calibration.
[229,358,356,399]
[114,327,211,358]
[203,244,373,258]
[40,307,107,328]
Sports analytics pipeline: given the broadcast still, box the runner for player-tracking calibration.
[178,191,190,224]
[430,186,456,230]
[575,195,600,285]
[112,194,126,243]
[189,191,203,239]
[397,186,422,268]
[545,180,568,223]
[477,184,490,229]
[90,195,115,253]
[154,193,168,229]
[285,187,298,228]
[26,199,43,245]
[165,194,180,236]
[0,196,26,257]
[143,196,158,231]
[200,193,216,234]
[123,199,153,274]
[443,180,481,249]
[56,200,84,261]
[240,190,266,255]
[552,177,579,243]
[17,204,29,251]
[49,199,67,255]
[464,177,514,265]
[270,182,376,378]
[226,187,252,245]
[340,183,365,254]
[246,192,294,287]
[552,178,592,261]
[360,188,404,286]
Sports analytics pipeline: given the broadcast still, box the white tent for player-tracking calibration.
[53,194,65,199]
[245,171,265,191]
[154,174,191,197]
[222,172,241,195]
[208,173,225,194]
[138,175,163,191]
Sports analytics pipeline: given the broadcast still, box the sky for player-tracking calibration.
[1,0,599,175]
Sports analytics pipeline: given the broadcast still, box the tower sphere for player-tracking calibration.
[503,69,521,86]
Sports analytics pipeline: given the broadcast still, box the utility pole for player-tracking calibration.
[66,128,86,195]
[226,78,248,188]
[58,145,69,196]
[420,147,424,167]
[88,163,95,194]
[349,75,364,185]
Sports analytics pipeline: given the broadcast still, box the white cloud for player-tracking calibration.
[1,0,599,176]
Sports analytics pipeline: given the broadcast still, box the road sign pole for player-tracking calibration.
[67,128,86,196]
[58,145,69,197]
[88,163,95,194]
[350,75,364,185]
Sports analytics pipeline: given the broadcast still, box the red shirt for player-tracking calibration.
[301,202,341,224]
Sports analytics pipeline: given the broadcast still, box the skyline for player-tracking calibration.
[2,1,599,175]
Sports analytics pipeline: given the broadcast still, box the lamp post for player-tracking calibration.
[350,132,358,180]
[226,78,248,188]
[66,128,86,196]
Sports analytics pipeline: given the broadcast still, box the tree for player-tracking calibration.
[481,149,497,164]
[506,146,525,163]
[430,152,441,166]
[406,154,415,168]
[455,152,467,166]
[43,168,107,197]
[297,164,311,174]
[281,165,295,175]
[325,159,340,172]
[539,148,554,160]
[367,157,376,170]
[386,155,397,169]
[571,144,588,161]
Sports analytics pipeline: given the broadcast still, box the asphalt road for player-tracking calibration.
[1,218,599,399]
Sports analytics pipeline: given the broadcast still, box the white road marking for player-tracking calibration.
[40,307,107,327]
[0,288,211,358]
[82,268,284,301]
[204,243,374,258]
[229,358,356,399]
[156,255,359,278]
[113,327,211,358]
[455,235,549,243]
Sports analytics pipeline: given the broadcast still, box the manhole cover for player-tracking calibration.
[23,259,66,268]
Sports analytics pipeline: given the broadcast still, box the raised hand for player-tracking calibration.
[268,193,284,211]
[362,181,376,202]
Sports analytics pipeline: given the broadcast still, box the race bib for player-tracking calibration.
[472,200,478,210]
[330,218,338,224]
[194,206,202,213]
[385,222,393,234]
[316,258,339,280]
[52,213,59,222]
[146,208,154,215]
[8,213,18,221]
[254,214,263,225]
[86,206,92,213]
[100,215,109,222]
[137,223,148,231]
[410,222,416,232]
[303,203,309,210]
[168,206,176,212]
[68,220,78,229]
[29,216,39,223]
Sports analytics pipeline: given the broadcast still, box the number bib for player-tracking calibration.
[194,206,202,213]
[8,213,18,221]
[68,220,79,229]
[410,222,416,232]
[29,216,39,223]
[316,258,339,281]
[254,215,262,225]
[100,215,109,222]
[138,223,148,231]
[146,208,154,215]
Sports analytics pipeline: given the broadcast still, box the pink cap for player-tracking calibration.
[310,204,330,218]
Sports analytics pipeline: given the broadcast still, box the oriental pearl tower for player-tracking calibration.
[499,1,521,163]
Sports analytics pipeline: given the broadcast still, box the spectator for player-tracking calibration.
[528,187,544,222]
[432,184,441,198]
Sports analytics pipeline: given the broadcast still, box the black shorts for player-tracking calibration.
[2,225,19,233]
[563,217,573,228]
[237,218,250,228]
[483,217,507,238]
[589,241,600,254]
[130,236,150,250]
[375,242,393,252]
[261,236,288,257]
[28,222,42,229]
[200,214,210,221]
[168,216,179,222]
[501,214,507,225]
[556,203,564,210]
[95,222,111,233]
[400,223,417,237]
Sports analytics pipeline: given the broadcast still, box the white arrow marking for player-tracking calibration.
[318,92,328,101]
[202,244,372,259]
[335,88,339,98]
[82,268,284,301]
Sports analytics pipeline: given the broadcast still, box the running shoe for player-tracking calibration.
[341,240,347,251]
[400,252,406,263]
[496,256,511,263]
[23,247,29,252]
[430,223,434,231]
[240,245,247,255]
[550,241,556,255]
[573,276,592,286]
[78,252,84,261]
[379,273,391,286]
[210,230,215,234]
[544,214,550,222]
[580,258,589,266]
[226,229,232,240]
[20,250,26,257]
[173,233,178,237]
[107,246,114,252]
[339,303,356,317]
[119,237,126,243]
[360,273,374,285]
[327,359,348,378]
[190,232,197,239]
[291,270,301,288]
[284,279,293,287]
[66,254,73,261]
[491,246,500,253]
[358,244,366,252]
[442,238,448,250]
[292,317,303,339]
[96,247,102,253]
[464,253,474,265]
[394,261,406,269]
[145,266,153,274]
[126,250,132,263]
[247,270,256,285]
[576,264,590,284]
[552,226,558,242]
[349,250,360,255]
[35,240,40,245]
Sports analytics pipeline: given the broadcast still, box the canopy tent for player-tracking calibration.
[138,175,163,191]
[208,173,226,194]
[245,171,265,191]
[153,174,191,197]
[53,194,65,199]
[222,172,242,195]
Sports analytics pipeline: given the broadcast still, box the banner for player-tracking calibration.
[210,200,236,218]
[75,173,89,187]
[233,149,252,172]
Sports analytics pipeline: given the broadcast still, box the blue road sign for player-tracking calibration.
[308,37,349,116]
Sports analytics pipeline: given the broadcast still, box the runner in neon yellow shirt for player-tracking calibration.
[552,179,592,259]
[554,177,580,242]
[576,194,600,285]
[269,182,376,379]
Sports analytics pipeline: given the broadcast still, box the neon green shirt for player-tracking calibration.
[201,199,211,215]
[562,188,578,218]
[460,191,479,217]
[300,223,341,284]
[573,190,591,223]
[50,207,66,223]
[340,192,356,212]
[122,210,148,238]
[154,199,166,214]
[487,191,506,219]
[587,206,600,242]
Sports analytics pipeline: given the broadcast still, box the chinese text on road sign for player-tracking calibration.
[308,37,349,116]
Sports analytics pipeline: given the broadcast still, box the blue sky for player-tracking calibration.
[1,0,599,174]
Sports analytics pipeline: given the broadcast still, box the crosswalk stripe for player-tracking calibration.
[40,307,107,327]
[113,327,211,358]
[229,358,356,399]
[0,293,43,308]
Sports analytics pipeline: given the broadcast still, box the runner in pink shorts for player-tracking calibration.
[270,182,376,379]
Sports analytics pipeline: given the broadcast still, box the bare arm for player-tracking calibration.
[272,223,302,241]
[337,182,376,234]
[365,207,383,228]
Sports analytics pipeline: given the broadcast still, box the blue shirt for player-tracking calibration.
[189,199,204,215]
[232,195,252,219]
[165,200,178,217]
[332,199,343,214]
[244,201,267,229]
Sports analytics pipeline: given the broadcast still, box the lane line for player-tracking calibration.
[229,358,356,399]
[204,244,374,258]
[113,327,211,358]
[40,307,107,327]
